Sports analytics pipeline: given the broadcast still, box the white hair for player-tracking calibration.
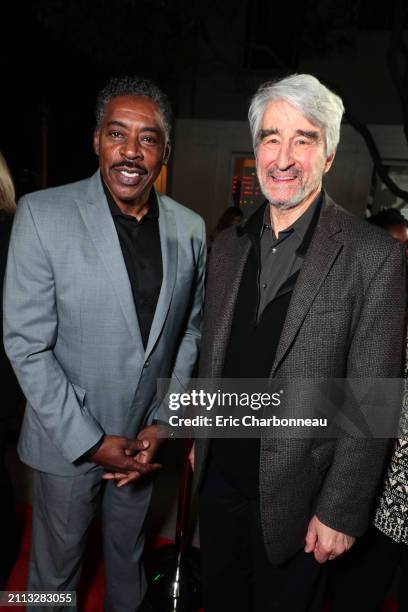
[248,74,345,156]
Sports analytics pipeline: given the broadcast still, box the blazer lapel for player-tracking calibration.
[144,193,178,359]
[75,172,143,346]
[271,197,343,376]
[210,231,252,377]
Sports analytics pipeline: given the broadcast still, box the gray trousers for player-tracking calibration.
[28,467,153,612]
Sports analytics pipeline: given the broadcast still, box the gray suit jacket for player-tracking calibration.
[3,171,206,476]
[195,194,406,564]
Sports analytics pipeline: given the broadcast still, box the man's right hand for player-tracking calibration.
[89,435,160,475]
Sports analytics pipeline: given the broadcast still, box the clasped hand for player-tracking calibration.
[90,426,162,487]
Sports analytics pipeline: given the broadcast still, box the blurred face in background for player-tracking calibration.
[387,224,408,257]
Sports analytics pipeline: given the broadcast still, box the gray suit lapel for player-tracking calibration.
[75,171,143,346]
[144,193,178,359]
[271,198,343,376]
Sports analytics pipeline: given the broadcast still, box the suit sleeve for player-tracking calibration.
[155,218,207,423]
[315,242,406,536]
[3,197,104,463]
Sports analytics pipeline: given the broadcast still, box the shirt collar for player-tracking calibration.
[261,191,322,240]
[101,177,159,221]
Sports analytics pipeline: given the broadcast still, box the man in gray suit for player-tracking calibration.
[193,74,406,611]
[3,76,206,611]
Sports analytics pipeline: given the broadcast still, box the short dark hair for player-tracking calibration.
[367,208,408,230]
[95,76,172,142]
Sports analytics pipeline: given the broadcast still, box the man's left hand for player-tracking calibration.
[102,425,163,487]
[304,515,355,563]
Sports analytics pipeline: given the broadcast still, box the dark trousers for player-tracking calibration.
[331,526,408,612]
[199,457,326,612]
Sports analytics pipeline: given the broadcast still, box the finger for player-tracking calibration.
[126,439,150,455]
[117,473,141,487]
[102,471,128,480]
[120,454,157,472]
[134,451,149,464]
[126,460,162,474]
[331,543,347,558]
[314,547,331,564]
[114,463,162,486]
[304,529,317,553]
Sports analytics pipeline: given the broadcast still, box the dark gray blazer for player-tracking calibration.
[195,194,406,565]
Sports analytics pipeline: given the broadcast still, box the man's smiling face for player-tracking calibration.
[256,100,334,211]
[94,95,169,210]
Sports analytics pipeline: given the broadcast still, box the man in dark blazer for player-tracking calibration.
[3,77,206,611]
[193,74,406,612]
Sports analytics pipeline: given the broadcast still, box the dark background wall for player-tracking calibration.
[1,0,407,199]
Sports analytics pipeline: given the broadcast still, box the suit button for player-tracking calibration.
[144,360,150,368]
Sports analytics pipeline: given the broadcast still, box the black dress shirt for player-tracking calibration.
[258,194,321,318]
[103,181,163,349]
[210,193,323,496]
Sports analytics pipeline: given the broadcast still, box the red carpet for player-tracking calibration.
[5,505,179,611]
[6,505,106,611]
[5,505,397,612]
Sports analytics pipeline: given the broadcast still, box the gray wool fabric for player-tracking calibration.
[195,194,406,565]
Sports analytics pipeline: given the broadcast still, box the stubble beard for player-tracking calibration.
[258,171,308,211]
[258,166,323,211]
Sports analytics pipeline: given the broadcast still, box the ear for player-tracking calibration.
[163,142,171,165]
[324,149,336,174]
[93,129,100,156]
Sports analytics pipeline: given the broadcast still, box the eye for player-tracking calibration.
[263,137,279,146]
[109,130,123,139]
[141,134,159,145]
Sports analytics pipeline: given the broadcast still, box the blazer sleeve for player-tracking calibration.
[3,196,104,463]
[155,218,206,423]
[315,241,406,536]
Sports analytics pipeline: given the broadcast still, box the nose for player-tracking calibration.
[275,142,294,170]
[120,138,143,161]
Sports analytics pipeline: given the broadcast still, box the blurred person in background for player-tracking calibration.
[0,150,19,589]
[330,208,408,611]
[211,205,243,240]
[331,381,408,611]
[368,208,408,257]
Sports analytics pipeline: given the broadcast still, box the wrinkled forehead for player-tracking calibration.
[261,99,322,133]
